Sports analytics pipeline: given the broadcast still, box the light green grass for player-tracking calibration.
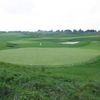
[0,48,99,65]
[80,41,100,50]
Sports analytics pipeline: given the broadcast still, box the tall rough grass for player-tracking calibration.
[0,56,100,100]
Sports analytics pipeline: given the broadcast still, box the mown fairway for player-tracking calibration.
[0,48,100,65]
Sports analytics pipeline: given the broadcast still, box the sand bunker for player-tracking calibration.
[60,41,79,44]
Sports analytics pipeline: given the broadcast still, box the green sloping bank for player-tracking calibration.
[0,56,100,100]
[0,48,100,65]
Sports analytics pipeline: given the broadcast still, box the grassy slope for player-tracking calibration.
[0,32,100,99]
[0,56,100,100]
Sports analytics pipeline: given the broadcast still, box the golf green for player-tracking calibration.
[0,48,99,65]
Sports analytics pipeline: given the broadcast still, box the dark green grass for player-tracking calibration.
[0,33,24,50]
[0,56,100,100]
[46,56,100,81]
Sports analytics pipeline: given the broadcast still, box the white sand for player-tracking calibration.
[60,41,79,44]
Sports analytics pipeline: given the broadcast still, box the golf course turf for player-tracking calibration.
[0,48,99,65]
[0,32,100,100]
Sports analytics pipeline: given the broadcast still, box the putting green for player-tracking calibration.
[0,48,99,65]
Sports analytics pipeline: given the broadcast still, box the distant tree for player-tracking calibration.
[0,31,6,33]
[98,30,100,33]
[64,29,72,33]
[49,30,53,32]
[38,29,41,32]
[61,30,64,32]
[56,30,60,32]
[73,29,78,33]
[78,29,84,33]
[85,29,96,33]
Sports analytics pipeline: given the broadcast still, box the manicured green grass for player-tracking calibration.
[0,48,99,65]
[80,41,100,50]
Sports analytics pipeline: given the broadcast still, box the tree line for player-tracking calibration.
[38,29,100,33]
[0,29,100,33]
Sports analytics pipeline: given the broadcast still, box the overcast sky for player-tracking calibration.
[0,0,100,31]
